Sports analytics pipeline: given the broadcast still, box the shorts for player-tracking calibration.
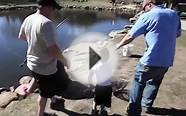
[31,62,70,98]
[94,85,112,107]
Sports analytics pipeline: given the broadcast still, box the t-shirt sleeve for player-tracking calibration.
[18,20,26,39]
[129,14,148,38]
[41,21,57,47]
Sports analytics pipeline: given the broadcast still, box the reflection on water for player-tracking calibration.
[0,9,130,87]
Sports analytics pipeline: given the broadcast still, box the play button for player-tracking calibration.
[89,47,101,69]
[64,32,119,85]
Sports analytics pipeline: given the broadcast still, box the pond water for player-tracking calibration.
[0,9,130,87]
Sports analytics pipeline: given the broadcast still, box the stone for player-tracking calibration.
[9,86,15,92]
[19,76,32,85]
[0,87,8,93]
[0,92,18,108]
[129,17,137,23]
[94,7,98,10]
[98,8,103,11]
[109,29,128,38]
[85,6,89,10]
[68,6,73,9]
[112,79,128,92]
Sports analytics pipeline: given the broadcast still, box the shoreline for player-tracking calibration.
[0,3,141,16]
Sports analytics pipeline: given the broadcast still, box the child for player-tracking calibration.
[89,48,112,115]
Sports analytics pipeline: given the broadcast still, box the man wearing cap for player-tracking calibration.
[18,0,68,116]
[116,0,181,115]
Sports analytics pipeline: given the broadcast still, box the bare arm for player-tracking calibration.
[18,20,27,41]
[18,32,27,41]
[116,34,134,49]
[48,44,68,67]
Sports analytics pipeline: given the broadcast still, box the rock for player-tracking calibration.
[85,6,89,10]
[129,17,137,23]
[124,25,133,29]
[77,6,82,9]
[68,5,73,9]
[129,11,144,24]
[0,92,18,108]
[94,7,98,10]
[135,11,144,17]
[0,94,38,116]
[19,76,32,85]
[121,2,126,5]
[109,29,128,38]
[112,79,128,92]
[109,30,121,38]
[98,7,103,11]
[0,87,8,93]
[9,86,15,92]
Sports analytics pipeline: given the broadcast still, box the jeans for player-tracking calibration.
[127,63,168,115]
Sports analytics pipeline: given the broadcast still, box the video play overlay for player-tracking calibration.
[63,32,119,85]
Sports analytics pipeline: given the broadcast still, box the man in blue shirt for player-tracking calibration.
[116,0,181,115]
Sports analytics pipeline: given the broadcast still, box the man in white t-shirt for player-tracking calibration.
[18,0,69,116]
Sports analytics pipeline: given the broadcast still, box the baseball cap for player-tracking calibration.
[37,0,62,10]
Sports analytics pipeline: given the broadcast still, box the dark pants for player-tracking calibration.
[31,62,70,98]
[95,85,112,108]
